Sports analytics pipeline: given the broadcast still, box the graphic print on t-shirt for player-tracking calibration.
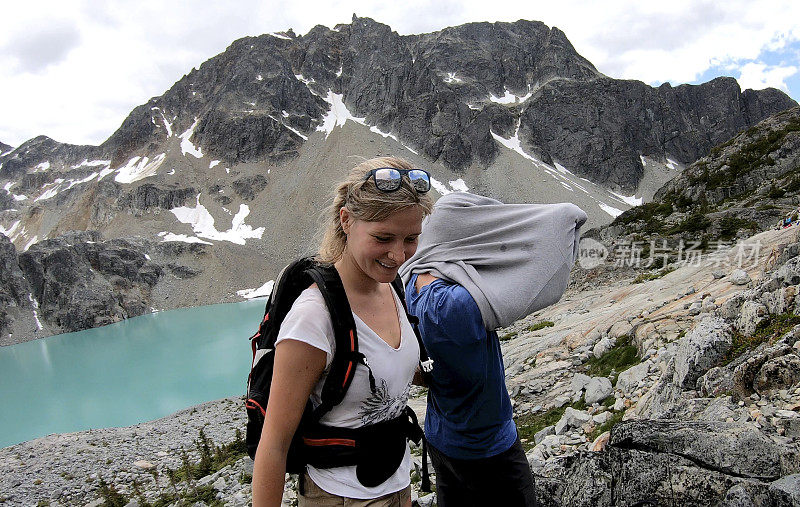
[358,380,412,425]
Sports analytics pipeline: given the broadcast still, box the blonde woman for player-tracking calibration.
[252,157,434,506]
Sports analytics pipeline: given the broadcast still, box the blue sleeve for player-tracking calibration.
[413,280,486,345]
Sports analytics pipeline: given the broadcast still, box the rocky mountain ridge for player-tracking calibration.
[0,17,797,345]
[582,105,800,284]
[2,17,794,192]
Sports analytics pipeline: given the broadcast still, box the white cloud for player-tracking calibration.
[737,62,798,92]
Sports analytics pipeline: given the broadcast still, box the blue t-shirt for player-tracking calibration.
[406,274,517,459]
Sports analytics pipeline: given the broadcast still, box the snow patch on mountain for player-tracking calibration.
[28,294,44,330]
[268,115,308,140]
[598,202,624,218]
[237,280,275,299]
[158,232,213,245]
[114,154,166,184]
[151,107,174,137]
[443,72,463,84]
[489,89,532,104]
[431,177,469,195]
[491,126,634,218]
[179,119,203,158]
[34,161,51,172]
[0,220,21,237]
[167,195,265,245]
[3,182,27,201]
[24,236,38,251]
[71,159,111,169]
[316,91,366,138]
[609,190,643,207]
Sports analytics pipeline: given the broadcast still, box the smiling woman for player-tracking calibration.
[251,157,434,507]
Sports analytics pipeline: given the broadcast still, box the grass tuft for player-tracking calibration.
[585,336,640,381]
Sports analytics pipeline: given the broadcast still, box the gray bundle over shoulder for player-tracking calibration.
[399,192,588,329]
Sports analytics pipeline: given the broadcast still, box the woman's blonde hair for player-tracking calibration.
[316,157,434,264]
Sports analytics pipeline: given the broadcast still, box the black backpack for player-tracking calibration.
[245,257,432,489]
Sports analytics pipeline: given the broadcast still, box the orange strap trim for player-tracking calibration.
[341,328,357,388]
[303,437,356,447]
[246,398,266,416]
[342,362,353,388]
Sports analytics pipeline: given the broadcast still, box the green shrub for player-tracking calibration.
[499,331,518,341]
[515,399,586,451]
[587,410,625,442]
[585,336,640,381]
[767,185,786,198]
[717,216,758,241]
[665,212,711,235]
[723,313,800,364]
[527,321,555,332]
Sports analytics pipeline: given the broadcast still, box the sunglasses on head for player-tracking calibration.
[364,167,431,193]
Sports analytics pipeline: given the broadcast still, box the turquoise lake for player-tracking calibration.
[0,299,266,449]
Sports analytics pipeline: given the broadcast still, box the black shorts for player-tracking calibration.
[427,435,536,507]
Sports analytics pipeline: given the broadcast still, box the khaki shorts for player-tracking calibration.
[297,473,411,507]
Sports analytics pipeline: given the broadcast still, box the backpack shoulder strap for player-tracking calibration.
[391,275,434,373]
[306,263,362,421]
[251,258,317,350]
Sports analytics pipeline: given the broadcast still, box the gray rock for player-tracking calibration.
[735,300,768,336]
[754,354,800,395]
[534,425,555,445]
[212,476,227,491]
[776,258,800,286]
[570,373,592,395]
[416,493,435,507]
[673,316,732,389]
[697,365,735,397]
[592,412,612,425]
[117,184,195,213]
[555,407,592,435]
[769,474,800,506]
[593,337,615,358]
[616,362,649,397]
[611,420,782,480]
[16,232,163,333]
[719,482,773,507]
[733,344,794,399]
[584,377,613,404]
[730,269,752,285]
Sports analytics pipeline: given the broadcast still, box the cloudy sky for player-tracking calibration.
[1,0,798,148]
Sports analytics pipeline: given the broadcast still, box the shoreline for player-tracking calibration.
[0,396,248,506]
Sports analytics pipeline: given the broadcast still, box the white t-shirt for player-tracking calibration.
[276,285,419,499]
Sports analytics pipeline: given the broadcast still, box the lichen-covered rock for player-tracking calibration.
[733,343,794,399]
[673,316,732,389]
[753,354,800,395]
[769,474,800,507]
[697,365,735,397]
[614,420,782,479]
[730,269,752,285]
[616,361,649,396]
[735,300,768,336]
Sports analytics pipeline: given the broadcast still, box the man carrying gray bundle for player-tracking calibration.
[399,192,586,507]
